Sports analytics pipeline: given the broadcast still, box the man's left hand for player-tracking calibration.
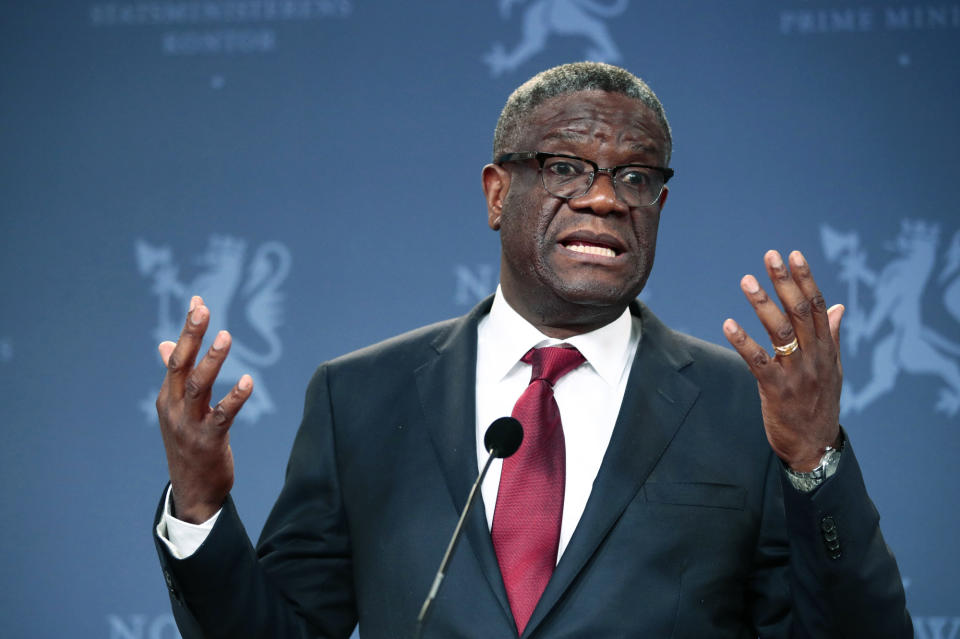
[723,250,844,472]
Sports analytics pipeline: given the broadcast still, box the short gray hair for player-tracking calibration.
[492,62,672,165]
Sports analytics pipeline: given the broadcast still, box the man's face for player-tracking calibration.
[484,90,669,329]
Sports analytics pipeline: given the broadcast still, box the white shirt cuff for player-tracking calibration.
[155,485,221,559]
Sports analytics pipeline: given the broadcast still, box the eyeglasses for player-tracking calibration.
[496,151,674,207]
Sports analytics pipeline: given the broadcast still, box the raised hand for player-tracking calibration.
[156,295,253,523]
[723,250,844,472]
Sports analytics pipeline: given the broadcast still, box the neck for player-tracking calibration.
[500,286,628,339]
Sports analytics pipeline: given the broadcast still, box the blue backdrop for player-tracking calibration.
[1,2,958,637]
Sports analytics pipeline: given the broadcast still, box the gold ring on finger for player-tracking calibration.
[774,338,800,357]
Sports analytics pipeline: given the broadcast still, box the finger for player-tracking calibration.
[740,273,798,356]
[764,250,815,348]
[788,251,831,342]
[162,300,210,398]
[184,330,233,416]
[723,318,780,382]
[209,374,254,430]
[827,304,845,345]
[159,297,201,368]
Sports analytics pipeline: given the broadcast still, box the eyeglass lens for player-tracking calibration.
[541,156,664,206]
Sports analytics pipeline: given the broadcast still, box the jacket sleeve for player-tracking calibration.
[780,434,913,638]
[153,364,358,639]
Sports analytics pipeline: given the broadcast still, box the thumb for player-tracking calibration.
[158,341,176,366]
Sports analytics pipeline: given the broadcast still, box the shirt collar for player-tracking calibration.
[479,286,635,387]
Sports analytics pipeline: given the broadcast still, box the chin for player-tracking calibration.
[540,250,652,308]
[550,277,643,309]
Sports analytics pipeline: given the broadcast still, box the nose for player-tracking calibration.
[567,172,629,216]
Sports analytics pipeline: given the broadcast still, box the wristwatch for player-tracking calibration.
[784,432,845,493]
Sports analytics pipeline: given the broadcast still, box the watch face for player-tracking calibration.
[821,448,842,478]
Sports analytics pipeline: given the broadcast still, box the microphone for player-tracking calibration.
[413,417,523,639]
[484,416,524,459]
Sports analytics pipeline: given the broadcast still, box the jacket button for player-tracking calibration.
[820,516,841,560]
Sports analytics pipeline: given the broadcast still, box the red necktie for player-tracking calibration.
[491,345,585,636]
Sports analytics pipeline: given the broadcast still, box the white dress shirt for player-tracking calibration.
[476,287,638,561]
[159,287,640,560]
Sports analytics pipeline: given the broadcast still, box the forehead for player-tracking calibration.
[522,90,665,159]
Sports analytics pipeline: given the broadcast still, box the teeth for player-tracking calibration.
[566,243,616,258]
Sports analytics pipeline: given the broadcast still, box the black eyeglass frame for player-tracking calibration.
[496,151,674,206]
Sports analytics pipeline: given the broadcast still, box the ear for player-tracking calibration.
[482,163,510,231]
[657,185,669,210]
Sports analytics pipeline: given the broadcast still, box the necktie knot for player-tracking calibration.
[522,345,586,386]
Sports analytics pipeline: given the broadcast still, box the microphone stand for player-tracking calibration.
[412,450,498,639]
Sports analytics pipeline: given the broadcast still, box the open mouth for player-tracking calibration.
[563,241,618,258]
[558,232,625,259]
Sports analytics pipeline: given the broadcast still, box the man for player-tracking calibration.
[154,62,912,637]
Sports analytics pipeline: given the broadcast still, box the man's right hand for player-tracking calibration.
[156,295,253,524]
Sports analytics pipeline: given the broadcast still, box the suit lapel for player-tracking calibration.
[414,297,515,626]
[523,302,701,637]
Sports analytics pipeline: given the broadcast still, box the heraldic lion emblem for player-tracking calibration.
[136,235,292,423]
[822,221,960,417]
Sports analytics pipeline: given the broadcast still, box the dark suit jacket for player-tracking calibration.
[155,298,912,638]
